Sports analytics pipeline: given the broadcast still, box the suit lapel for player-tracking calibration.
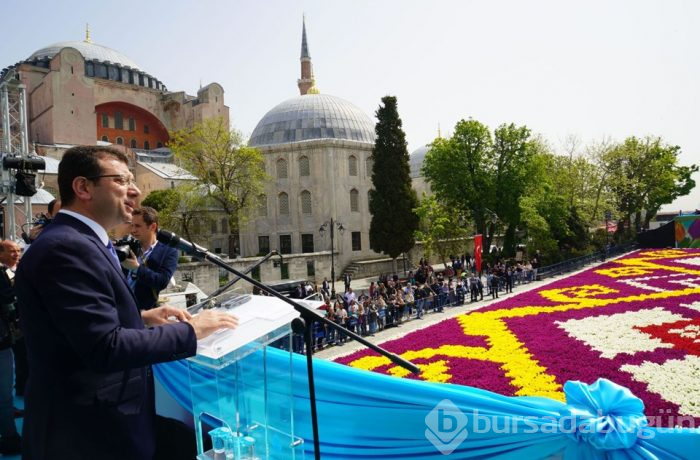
[55,214,140,306]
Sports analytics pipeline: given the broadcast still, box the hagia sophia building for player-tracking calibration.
[0,21,431,283]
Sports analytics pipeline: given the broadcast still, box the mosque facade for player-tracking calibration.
[242,20,382,278]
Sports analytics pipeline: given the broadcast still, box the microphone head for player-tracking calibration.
[156,229,179,248]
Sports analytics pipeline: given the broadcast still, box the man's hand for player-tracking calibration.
[188,309,238,340]
[120,250,139,271]
[141,305,192,327]
[28,225,44,242]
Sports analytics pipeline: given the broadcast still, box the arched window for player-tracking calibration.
[116,137,123,145]
[350,189,359,212]
[130,139,137,148]
[299,156,310,177]
[366,157,374,177]
[221,218,229,234]
[276,158,288,179]
[301,190,312,214]
[278,192,289,215]
[101,135,109,142]
[144,141,150,150]
[348,155,358,176]
[258,194,267,217]
[114,112,123,130]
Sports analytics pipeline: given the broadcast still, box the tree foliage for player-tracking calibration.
[142,185,217,244]
[422,119,540,257]
[369,96,419,262]
[600,136,697,234]
[167,117,267,249]
[414,195,470,265]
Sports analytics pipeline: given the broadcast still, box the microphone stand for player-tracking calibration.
[187,250,283,313]
[159,231,419,460]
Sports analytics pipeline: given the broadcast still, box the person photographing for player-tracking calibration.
[121,206,178,311]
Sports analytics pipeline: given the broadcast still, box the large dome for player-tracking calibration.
[410,145,430,178]
[28,41,142,70]
[249,93,375,147]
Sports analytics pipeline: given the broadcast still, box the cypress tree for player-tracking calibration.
[369,96,419,272]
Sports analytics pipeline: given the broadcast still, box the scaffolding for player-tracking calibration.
[0,68,33,241]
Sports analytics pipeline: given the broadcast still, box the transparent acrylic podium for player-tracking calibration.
[186,293,305,460]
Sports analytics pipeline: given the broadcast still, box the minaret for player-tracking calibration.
[84,23,91,43]
[297,16,318,95]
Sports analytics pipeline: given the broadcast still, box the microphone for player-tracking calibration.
[157,229,209,255]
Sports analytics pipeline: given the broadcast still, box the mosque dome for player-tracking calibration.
[410,144,430,178]
[28,41,142,70]
[249,93,376,147]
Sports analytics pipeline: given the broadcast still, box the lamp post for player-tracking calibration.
[319,218,345,298]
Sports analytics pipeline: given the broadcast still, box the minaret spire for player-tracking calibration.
[84,23,91,43]
[297,15,319,95]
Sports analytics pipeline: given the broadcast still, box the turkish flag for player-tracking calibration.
[474,234,483,274]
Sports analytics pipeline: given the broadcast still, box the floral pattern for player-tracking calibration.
[336,249,700,427]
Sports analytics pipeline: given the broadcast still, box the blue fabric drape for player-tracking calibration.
[154,348,699,459]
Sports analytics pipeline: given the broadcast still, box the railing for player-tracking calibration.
[536,243,637,281]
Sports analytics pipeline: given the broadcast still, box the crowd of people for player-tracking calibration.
[293,253,542,354]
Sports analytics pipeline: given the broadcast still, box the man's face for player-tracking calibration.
[131,214,156,245]
[0,243,21,267]
[89,158,140,229]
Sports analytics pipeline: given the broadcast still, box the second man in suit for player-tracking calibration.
[122,206,179,311]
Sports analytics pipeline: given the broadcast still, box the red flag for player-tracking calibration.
[474,234,483,274]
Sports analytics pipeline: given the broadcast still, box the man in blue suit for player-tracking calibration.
[122,206,179,311]
[15,145,237,460]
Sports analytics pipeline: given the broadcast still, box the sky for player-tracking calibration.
[2,0,699,212]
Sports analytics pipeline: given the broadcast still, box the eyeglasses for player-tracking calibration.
[86,174,138,187]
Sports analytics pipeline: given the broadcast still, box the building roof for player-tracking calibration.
[28,40,142,70]
[13,188,56,204]
[249,93,375,147]
[137,161,197,181]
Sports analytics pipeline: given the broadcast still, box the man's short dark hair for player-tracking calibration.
[132,206,159,228]
[58,145,129,206]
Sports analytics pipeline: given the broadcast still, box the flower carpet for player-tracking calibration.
[335,249,700,427]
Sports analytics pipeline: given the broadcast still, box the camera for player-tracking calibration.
[34,213,52,227]
[113,235,142,262]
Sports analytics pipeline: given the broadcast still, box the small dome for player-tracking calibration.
[249,93,375,147]
[410,145,430,178]
[28,41,142,70]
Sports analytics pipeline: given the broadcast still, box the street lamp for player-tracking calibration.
[319,218,345,297]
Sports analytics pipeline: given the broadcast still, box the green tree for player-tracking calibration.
[422,119,540,257]
[168,117,267,255]
[422,119,494,249]
[141,188,179,213]
[601,136,697,235]
[491,124,540,256]
[369,96,419,273]
[414,195,470,265]
[141,185,216,244]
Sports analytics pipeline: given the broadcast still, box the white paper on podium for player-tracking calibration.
[195,295,299,359]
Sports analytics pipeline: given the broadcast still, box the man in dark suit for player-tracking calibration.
[15,145,237,460]
[122,206,179,311]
